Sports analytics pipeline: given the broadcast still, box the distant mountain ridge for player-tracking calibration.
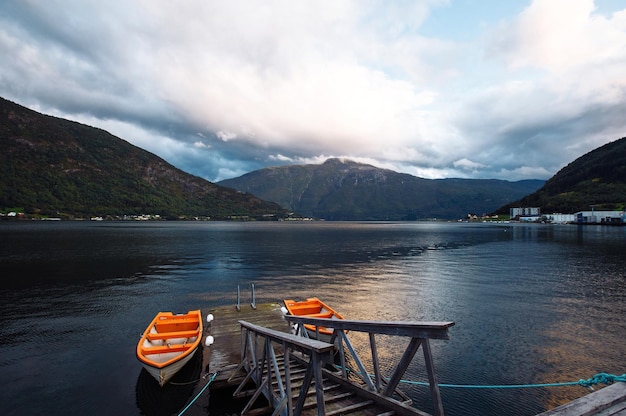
[0,97,286,219]
[219,158,544,220]
[498,136,626,214]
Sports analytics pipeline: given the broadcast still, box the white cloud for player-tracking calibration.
[193,141,210,149]
[216,131,238,142]
[453,158,487,171]
[1,0,625,182]
[485,0,626,115]
[498,166,553,180]
[492,0,626,72]
[269,154,294,162]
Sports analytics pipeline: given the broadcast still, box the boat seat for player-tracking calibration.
[146,330,200,341]
[288,306,322,315]
[155,321,199,332]
[307,312,333,318]
[141,343,190,355]
[157,316,198,323]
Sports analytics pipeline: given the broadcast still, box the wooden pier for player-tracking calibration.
[138,298,626,416]
[206,302,291,389]
[191,301,454,416]
[536,382,626,416]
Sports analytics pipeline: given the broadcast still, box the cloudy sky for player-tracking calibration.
[1,0,625,182]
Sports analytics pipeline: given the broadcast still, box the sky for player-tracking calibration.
[1,0,625,182]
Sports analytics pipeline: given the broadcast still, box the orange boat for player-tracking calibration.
[136,310,203,386]
[283,297,344,342]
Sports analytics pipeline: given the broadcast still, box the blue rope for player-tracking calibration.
[177,371,218,416]
[399,372,626,389]
[339,366,626,390]
[577,373,626,388]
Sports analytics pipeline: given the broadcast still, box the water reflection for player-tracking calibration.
[536,248,626,409]
[1,222,624,415]
[136,349,204,416]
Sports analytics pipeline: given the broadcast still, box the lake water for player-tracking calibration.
[0,221,624,416]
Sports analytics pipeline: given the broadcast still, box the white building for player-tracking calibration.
[544,213,576,224]
[510,207,541,218]
[574,211,625,224]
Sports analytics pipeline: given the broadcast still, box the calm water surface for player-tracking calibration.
[0,221,624,415]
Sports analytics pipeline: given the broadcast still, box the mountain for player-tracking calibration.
[497,137,626,214]
[0,97,287,219]
[219,158,544,220]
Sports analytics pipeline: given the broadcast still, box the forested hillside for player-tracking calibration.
[219,158,544,220]
[0,97,286,219]
[498,137,626,214]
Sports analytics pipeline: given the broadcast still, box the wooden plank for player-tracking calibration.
[283,316,454,339]
[239,320,335,353]
[325,399,374,415]
[206,302,291,378]
[146,330,199,341]
[323,369,431,416]
[201,302,449,416]
[140,343,193,354]
[594,400,626,416]
[536,382,626,416]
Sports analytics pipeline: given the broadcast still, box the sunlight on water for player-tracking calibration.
[0,221,624,415]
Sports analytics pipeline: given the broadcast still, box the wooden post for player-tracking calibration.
[312,350,326,416]
[422,339,444,416]
[283,342,293,416]
[370,333,382,392]
[341,330,376,391]
[384,338,422,396]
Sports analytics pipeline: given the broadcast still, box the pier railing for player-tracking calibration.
[283,315,455,416]
[230,320,336,415]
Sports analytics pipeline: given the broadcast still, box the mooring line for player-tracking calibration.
[339,366,626,390]
[405,372,626,389]
[177,371,218,416]
[399,373,626,389]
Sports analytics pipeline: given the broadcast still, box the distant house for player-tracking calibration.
[510,207,540,219]
[574,211,625,224]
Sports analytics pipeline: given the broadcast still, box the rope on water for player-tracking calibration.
[337,365,626,390]
[399,372,626,389]
[577,373,626,388]
[177,371,218,416]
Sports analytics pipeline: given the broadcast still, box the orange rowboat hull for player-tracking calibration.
[136,310,203,386]
[283,297,344,341]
